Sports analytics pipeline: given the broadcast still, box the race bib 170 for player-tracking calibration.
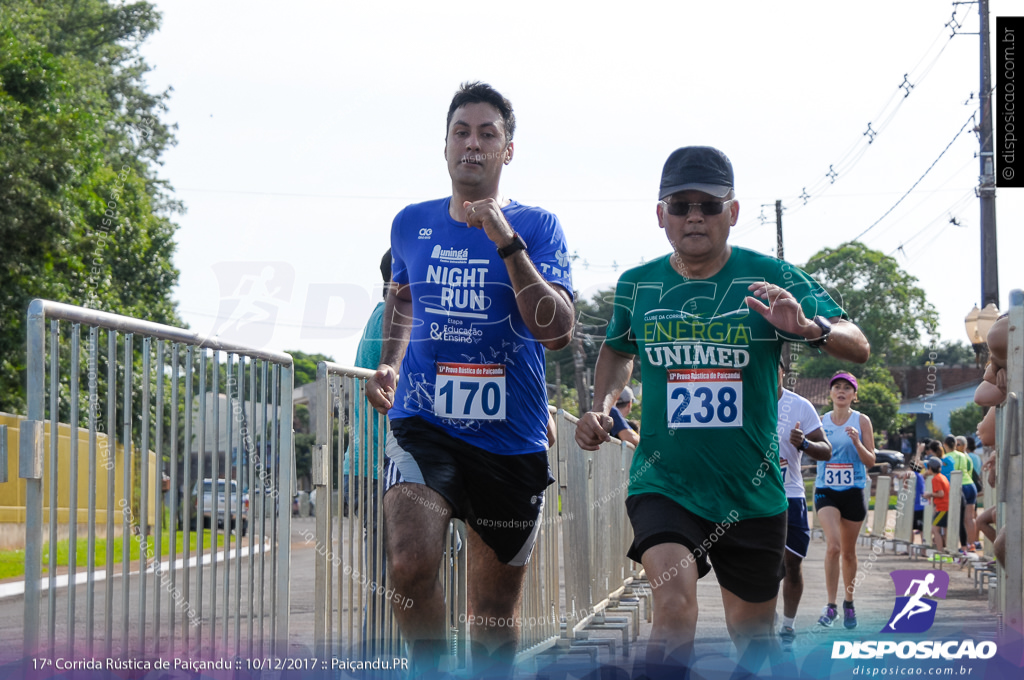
[434,362,506,421]
[666,369,743,428]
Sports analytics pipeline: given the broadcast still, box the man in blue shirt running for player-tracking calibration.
[366,82,575,678]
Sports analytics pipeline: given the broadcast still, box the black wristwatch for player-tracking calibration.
[799,438,810,451]
[807,315,832,349]
[497,232,527,259]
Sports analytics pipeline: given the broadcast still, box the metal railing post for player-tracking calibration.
[22,299,46,658]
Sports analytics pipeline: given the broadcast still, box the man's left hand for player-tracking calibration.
[745,283,816,339]
[464,199,515,247]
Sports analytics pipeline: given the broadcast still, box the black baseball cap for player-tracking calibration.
[659,146,734,200]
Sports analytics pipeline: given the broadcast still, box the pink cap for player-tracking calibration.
[830,372,858,390]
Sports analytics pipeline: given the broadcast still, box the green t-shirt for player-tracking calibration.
[950,449,973,483]
[605,247,846,522]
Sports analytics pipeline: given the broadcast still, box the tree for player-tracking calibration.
[545,286,640,416]
[948,402,984,438]
[850,379,902,447]
[0,0,181,415]
[287,350,337,387]
[802,242,938,367]
[915,340,975,367]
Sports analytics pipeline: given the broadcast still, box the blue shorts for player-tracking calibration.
[962,483,977,505]
[785,497,811,558]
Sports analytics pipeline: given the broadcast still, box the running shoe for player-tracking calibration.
[818,605,838,627]
[779,626,796,651]
[843,603,857,629]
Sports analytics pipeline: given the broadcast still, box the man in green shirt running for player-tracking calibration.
[576,146,870,676]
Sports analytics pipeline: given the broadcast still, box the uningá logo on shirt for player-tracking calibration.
[431,244,469,263]
[881,569,949,634]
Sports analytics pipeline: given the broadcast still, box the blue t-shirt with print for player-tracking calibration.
[389,198,573,455]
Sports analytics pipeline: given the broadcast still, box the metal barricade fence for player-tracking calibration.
[514,407,563,663]
[557,410,638,638]
[21,299,294,661]
[310,371,637,667]
[312,362,403,661]
[892,474,916,546]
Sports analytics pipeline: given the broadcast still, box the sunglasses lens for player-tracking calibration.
[666,201,727,216]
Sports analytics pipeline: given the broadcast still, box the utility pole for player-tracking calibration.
[979,0,1000,308]
[775,199,784,260]
[571,335,589,414]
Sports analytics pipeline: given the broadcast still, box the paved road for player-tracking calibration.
[0,516,1008,678]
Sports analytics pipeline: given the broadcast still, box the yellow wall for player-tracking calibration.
[0,412,158,529]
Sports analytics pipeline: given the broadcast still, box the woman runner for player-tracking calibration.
[814,372,875,629]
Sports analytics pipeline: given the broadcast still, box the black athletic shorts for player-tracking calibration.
[913,508,924,532]
[383,416,553,566]
[625,493,786,603]
[813,486,868,522]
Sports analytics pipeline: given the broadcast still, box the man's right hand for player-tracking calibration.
[575,411,613,451]
[366,364,398,415]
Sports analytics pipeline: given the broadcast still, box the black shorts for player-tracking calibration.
[913,508,924,532]
[383,416,553,566]
[933,510,948,528]
[813,486,867,522]
[625,493,786,603]
[785,497,811,558]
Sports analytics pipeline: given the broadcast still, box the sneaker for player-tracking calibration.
[818,605,838,627]
[779,626,796,650]
[844,603,858,629]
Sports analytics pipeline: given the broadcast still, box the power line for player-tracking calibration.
[850,110,977,243]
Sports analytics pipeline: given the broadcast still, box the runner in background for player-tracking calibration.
[955,435,979,553]
[775,360,832,650]
[814,372,875,629]
[923,457,950,550]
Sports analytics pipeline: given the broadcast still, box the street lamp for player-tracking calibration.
[977,302,1000,339]
[965,303,1001,367]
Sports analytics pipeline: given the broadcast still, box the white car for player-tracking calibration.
[190,478,248,536]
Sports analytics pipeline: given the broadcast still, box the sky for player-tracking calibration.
[140,0,1024,366]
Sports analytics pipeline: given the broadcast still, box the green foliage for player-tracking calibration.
[294,431,315,485]
[546,286,640,416]
[0,528,225,581]
[915,340,976,367]
[852,380,901,446]
[813,364,904,442]
[802,242,938,367]
[0,0,181,413]
[948,402,984,437]
[286,350,336,387]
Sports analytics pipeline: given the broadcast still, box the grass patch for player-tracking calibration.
[0,528,228,581]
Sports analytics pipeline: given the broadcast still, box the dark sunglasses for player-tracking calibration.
[661,199,733,217]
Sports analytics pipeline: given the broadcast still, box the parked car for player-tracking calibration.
[870,449,905,474]
[189,478,248,536]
